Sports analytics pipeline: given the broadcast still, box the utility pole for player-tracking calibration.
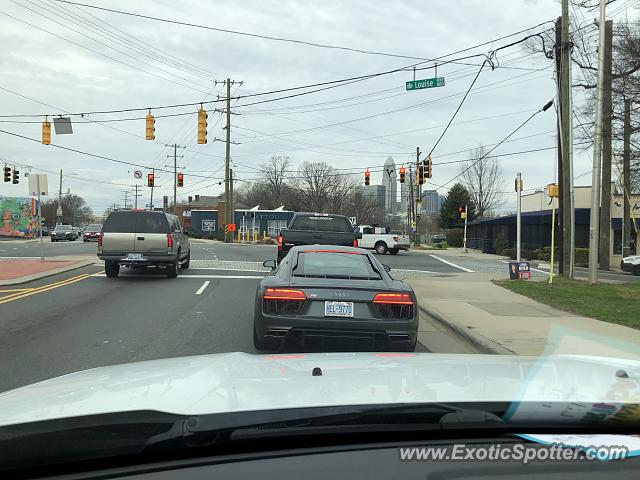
[560,4,574,278]
[599,20,614,271]
[516,172,523,263]
[408,163,415,243]
[555,16,565,275]
[415,147,421,247]
[57,169,63,225]
[131,184,142,210]
[588,0,607,284]
[121,190,129,209]
[623,99,631,257]
[165,144,185,215]
[224,78,232,242]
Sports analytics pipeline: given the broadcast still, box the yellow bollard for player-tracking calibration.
[237,230,241,242]
[263,231,266,240]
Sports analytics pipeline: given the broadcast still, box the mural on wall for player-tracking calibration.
[0,197,39,238]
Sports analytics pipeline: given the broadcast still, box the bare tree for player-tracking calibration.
[459,145,504,218]
[260,156,290,207]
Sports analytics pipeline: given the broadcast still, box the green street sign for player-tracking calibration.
[406,77,445,91]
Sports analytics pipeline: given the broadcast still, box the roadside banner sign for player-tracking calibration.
[509,261,531,280]
[202,219,215,231]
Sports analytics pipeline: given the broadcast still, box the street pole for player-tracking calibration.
[560,3,573,278]
[408,163,415,243]
[554,16,564,275]
[599,20,614,271]
[415,146,421,247]
[623,99,631,256]
[588,0,607,285]
[37,175,44,262]
[516,172,522,263]
[165,144,185,215]
[131,184,142,210]
[549,205,556,284]
[57,169,63,225]
[463,204,468,253]
[224,78,232,242]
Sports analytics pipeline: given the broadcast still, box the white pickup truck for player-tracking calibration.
[356,225,411,255]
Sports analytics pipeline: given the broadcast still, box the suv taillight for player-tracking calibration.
[353,238,358,247]
[167,233,173,248]
[98,232,103,247]
[277,235,283,250]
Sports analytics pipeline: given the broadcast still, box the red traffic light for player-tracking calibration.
[177,172,184,187]
[147,173,155,187]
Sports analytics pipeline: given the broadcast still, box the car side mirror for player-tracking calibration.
[356,231,363,239]
[263,259,277,270]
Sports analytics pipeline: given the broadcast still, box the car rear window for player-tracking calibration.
[135,212,170,234]
[102,212,136,233]
[293,251,381,279]
[290,215,353,232]
[87,224,103,231]
[54,225,71,231]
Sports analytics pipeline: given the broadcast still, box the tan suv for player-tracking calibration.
[97,210,190,278]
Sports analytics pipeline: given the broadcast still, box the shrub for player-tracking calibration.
[575,248,589,267]
[436,241,448,250]
[534,246,559,262]
[445,228,464,247]
[503,248,516,259]
[493,232,507,255]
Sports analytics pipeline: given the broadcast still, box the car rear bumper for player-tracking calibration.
[255,312,418,349]
[98,252,178,265]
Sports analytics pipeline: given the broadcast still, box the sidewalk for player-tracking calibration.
[0,257,97,286]
[407,273,640,359]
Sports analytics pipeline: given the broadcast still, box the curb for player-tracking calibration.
[418,305,514,355]
[0,259,98,286]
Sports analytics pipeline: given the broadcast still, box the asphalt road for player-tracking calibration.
[0,242,480,393]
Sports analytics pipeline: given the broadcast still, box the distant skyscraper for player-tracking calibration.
[381,156,397,215]
[421,190,441,213]
[355,185,386,209]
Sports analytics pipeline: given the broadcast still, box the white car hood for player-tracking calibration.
[0,352,639,427]
[622,255,640,263]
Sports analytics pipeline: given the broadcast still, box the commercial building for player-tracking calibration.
[420,190,442,214]
[381,156,397,215]
[466,186,640,266]
[355,184,386,209]
[189,206,294,238]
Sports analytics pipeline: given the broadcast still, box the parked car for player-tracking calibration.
[97,210,190,278]
[83,224,103,242]
[50,224,75,242]
[40,226,50,236]
[621,256,640,276]
[277,213,361,263]
[355,225,410,255]
[255,245,418,352]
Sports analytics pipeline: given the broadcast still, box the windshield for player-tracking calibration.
[2,0,640,474]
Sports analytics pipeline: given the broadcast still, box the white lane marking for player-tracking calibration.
[429,254,474,273]
[195,280,210,295]
[90,273,264,279]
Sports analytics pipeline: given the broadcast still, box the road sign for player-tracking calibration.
[28,174,48,196]
[405,77,445,91]
[202,219,215,231]
[225,223,236,233]
[133,170,142,179]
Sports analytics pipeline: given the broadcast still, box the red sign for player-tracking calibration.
[226,223,236,233]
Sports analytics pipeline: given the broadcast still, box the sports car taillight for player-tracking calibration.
[264,288,306,300]
[277,235,283,251]
[372,293,413,305]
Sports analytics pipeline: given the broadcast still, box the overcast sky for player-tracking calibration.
[0,0,629,214]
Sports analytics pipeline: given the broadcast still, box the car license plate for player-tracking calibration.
[126,253,143,260]
[324,301,354,317]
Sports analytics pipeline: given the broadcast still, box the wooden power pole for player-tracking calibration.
[599,20,614,271]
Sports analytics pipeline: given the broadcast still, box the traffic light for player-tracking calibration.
[417,164,425,185]
[197,106,208,144]
[147,173,155,187]
[364,168,370,186]
[425,155,432,179]
[399,166,406,183]
[42,118,51,145]
[177,172,184,187]
[459,206,467,219]
[3,165,10,183]
[145,112,155,140]
[12,167,19,184]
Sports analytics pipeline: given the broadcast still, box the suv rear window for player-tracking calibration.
[290,215,353,232]
[135,212,170,234]
[102,212,136,233]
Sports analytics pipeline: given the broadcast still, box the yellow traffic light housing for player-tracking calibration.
[197,106,208,144]
[145,111,155,140]
[42,118,51,145]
